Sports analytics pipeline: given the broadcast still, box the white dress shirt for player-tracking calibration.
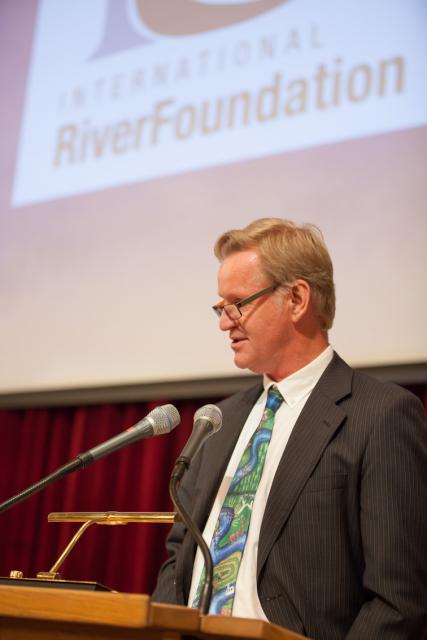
[188,345,334,618]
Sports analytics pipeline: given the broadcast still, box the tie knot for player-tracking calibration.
[266,385,284,413]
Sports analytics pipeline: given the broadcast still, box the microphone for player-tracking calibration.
[169,404,222,615]
[0,404,180,515]
[172,404,222,480]
[78,403,180,465]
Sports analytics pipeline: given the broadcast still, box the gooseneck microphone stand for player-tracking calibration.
[169,460,213,615]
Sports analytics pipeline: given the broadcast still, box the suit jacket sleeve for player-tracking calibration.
[151,447,202,605]
[345,387,427,639]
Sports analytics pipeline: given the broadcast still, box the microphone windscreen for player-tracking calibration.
[147,404,181,435]
[194,404,222,433]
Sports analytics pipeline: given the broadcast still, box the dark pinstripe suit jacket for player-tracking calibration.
[152,353,427,639]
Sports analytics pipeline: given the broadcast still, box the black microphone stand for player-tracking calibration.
[0,405,180,516]
[169,461,213,615]
[0,452,93,514]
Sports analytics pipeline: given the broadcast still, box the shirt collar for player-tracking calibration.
[263,345,334,407]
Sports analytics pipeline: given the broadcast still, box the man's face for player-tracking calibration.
[217,249,292,380]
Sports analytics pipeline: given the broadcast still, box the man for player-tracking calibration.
[152,218,427,639]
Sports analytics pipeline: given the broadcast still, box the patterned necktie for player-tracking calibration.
[193,385,284,615]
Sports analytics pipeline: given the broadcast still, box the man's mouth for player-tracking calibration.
[231,336,247,348]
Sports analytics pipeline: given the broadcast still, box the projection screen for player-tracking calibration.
[0,0,426,400]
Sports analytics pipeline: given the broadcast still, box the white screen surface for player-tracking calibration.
[1,0,426,394]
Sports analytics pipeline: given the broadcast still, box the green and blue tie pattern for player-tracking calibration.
[193,385,284,615]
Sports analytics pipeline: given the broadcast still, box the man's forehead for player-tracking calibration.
[217,249,268,296]
[219,248,261,273]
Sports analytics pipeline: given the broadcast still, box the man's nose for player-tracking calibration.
[219,310,237,332]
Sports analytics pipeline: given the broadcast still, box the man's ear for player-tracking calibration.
[288,279,311,323]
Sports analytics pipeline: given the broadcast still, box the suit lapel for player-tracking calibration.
[257,353,353,576]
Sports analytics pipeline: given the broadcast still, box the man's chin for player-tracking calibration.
[233,353,260,374]
[233,352,249,370]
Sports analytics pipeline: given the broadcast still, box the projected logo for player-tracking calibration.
[91,0,291,58]
[11,0,427,207]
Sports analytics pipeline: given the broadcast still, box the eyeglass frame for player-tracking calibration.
[212,284,277,320]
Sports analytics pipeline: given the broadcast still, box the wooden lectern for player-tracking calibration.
[0,585,308,640]
[0,512,309,638]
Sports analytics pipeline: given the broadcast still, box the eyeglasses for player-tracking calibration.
[212,285,276,320]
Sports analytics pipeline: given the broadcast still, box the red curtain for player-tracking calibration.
[0,385,426,594]
[0,398,220,594]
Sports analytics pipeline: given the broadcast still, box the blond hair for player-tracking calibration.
[214,218,335,330]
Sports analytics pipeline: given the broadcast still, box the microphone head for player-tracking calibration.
[194,404,222,433]
[147,404,181,435]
